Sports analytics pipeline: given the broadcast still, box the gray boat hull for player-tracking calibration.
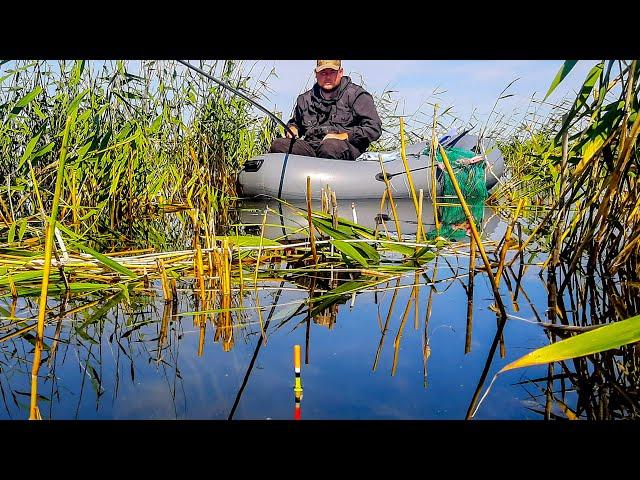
[238,197,503,241]
[238,134,504,200]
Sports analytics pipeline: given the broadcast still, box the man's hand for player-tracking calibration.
[285,125,299,138]
[322,132,349,141]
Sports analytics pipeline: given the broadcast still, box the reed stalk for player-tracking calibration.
[431,104,440,232]
[254,208,268,344]
[373,279,400,372]
[392,291,413,376]
[399,117,420,215]
[417,188,424,243]
[30,112,74,420]
[306,176,318,266]
[465,235,476,354]
[495,199,525,287]
[438,144,507,320]
[377,154,402,241]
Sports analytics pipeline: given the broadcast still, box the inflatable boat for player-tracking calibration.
[238,132,505,200]
[237,198,503,242]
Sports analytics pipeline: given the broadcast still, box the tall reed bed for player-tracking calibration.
[503,60,639,317]
[473,60,640,419]
[0,60,277,249]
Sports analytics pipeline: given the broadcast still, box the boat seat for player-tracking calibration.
[355,139,440,162]
[356,150,421,162]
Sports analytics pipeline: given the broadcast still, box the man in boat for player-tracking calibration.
[269,60,382,160]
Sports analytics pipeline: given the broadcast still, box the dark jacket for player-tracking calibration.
[287,76,382,154]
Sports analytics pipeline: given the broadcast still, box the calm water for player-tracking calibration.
[0,198,569,420]
[0,269,553,420]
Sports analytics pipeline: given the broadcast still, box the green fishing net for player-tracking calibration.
[429,146,488,203]
[423,146,487,241]
[425,202,485,241]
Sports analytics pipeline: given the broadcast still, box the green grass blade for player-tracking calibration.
[555,62,604,141]
[0,270,50,286]
[544,60,578,101]
[10,85,43,117]
[216,234,282,248]
[5,282,110,297]
[31,141,55,159]
[18,134,42,169]
[309,278,381,316]
[380,240,415,257]
[70,241,137,278]
[312,217,352,240]
[500,314,640,372]
[330,240,369,267]
[0,247,39,257]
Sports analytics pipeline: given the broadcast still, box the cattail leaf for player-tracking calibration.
[353,242,380,264]
[75,327,99,344]
[312,217,380,263]
[6,282,108,297]
[75,141,94,162]
[312,217,351,240]
[150,114,163,133]
[70,60,85,87]
[309,278,382,316]
[413,247,436,262]
[381,241,415,257]
[573,100,625,172]
[14,390,50,401]
[581,136,606,167]
[0,270,47,286]
[594,60,615,112]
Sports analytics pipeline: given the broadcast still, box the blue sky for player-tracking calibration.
[1,60,601,140]
[240,60,599,138]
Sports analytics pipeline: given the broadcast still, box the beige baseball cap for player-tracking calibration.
[315,60,341,72]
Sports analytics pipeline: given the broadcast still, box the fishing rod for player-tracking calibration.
[177,60,296,138]
[374,127,476,182]
[178,60,296,200]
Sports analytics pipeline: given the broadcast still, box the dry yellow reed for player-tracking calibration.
[465,235,476,354]
[377,154,403,241]
[254,208,268,344]
[431,104,440,231]
[306,176,318,265]
[438,144,507,319]
[399,117,420,215]
[195,243,206,306]
[156,258,172,302]
[495,199,525,287]
[31,112,74,420]
[417,188,424,243]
